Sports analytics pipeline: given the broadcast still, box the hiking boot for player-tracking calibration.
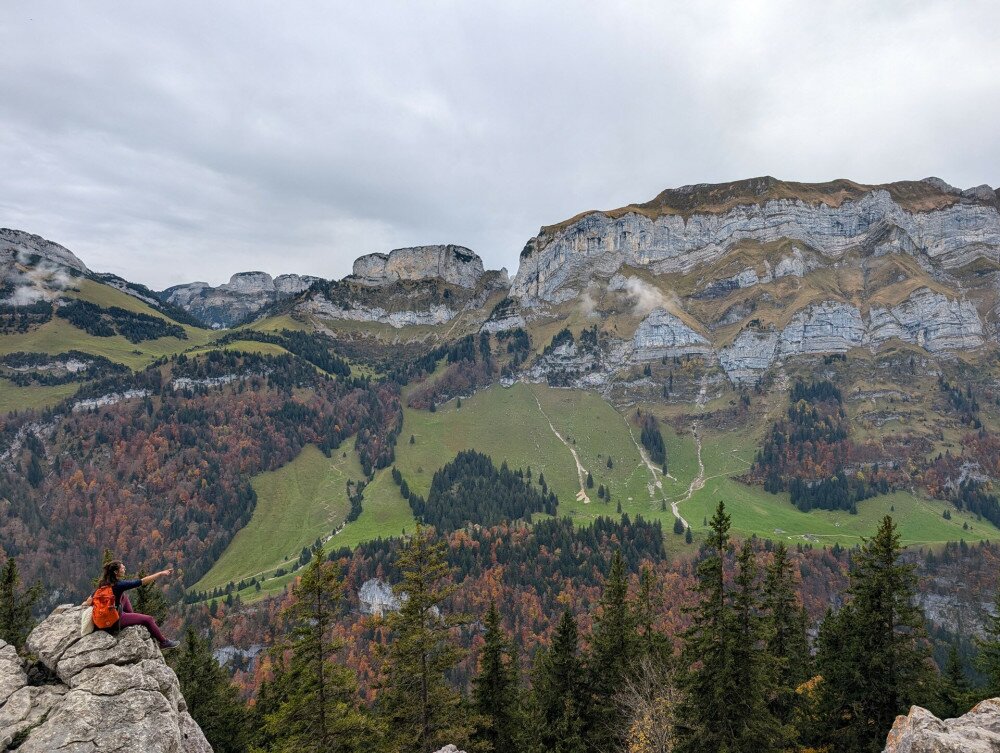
[160,639,180,650]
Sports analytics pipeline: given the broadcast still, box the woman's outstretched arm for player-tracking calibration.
[140,568,172,584]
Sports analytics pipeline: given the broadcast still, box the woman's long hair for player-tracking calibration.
[99,560,124,587]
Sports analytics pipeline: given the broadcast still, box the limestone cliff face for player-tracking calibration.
[0,228,89,275]
[715,288,986,384]
[351,245,486,289]
[511,178,1000,305]
[502,178,999,388]
[0,606,211,753]
[1,229,90,307]
[163,271,319,328]
[301,263,508,329]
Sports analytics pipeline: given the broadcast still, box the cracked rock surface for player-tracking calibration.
[882,698,1000,752]
[0,605,211,753]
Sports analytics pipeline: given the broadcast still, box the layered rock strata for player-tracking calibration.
[351,245,486,289]
[717,288,985,384]
[512,179,1000,305]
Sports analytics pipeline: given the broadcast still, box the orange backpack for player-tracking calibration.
[91,585,119,629]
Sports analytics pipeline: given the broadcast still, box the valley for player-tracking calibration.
[194,379,998,602]
[4,176,1000,629]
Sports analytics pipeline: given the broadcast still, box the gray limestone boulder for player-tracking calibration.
[882,698,1000,752]
[0,605,212,753]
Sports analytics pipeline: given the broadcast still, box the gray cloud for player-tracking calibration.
[1,0,998,289]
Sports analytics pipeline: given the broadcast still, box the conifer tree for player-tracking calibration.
[675,501,733,752]
[251,657,289,752]
[730,540,786,751]
[472,602,520,753]
[529,609,587,753]
[379,527,470,753]
[675,502,784,752]
[975,587,1000,699]
[133,568,169,624]
[172,628,249,753]
[0,557,42,649]
[589,550,640,751]
[935,644,971,719]
[815,515,933,753]
[634,565,668,659]
[266,543,368,753]
[762,542,810,728]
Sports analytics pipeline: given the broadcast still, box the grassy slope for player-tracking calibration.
[379,384,999,549]
[0,378,80,414]
[201,381,1000,603]
[0,279,217,369]
[195,442,366,592]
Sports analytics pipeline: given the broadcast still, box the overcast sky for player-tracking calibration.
[2,1,998,289]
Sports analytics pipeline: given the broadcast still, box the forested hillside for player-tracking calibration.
[0,350,400,593]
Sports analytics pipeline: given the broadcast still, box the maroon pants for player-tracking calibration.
[118,594,167,645]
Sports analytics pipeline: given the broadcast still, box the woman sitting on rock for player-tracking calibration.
[84,560,179,649]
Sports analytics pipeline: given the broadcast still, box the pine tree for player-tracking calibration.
[729,540,786,751]
[472,602,520,753]
[379,527,470,753]
[935,644,971,719]
[634,565,665,657]
[676,502,782,752]
[171,629,249,753]
[675,501,733,752]
[684,526,693,544]
[133,568,169,624]
[266,543,369,753]
[0,557,42,649]
[251,657,289,752]
[975,587,1000,698]
[529,609,587,753]
[762,542,810,730]
[815,515,933,753]
[589,550,640,751]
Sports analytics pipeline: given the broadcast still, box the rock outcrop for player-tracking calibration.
[300,261,508,329]
[163,271,319,328]
[1,229,89,307]
[717,288,986,384]
[0,605,211,752]
[512,179,1000,306]
[0,228,89,275]
[632,308,712,359]
[351,245,486,289]
[358,578,402,617]
[882,698,1000,752]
